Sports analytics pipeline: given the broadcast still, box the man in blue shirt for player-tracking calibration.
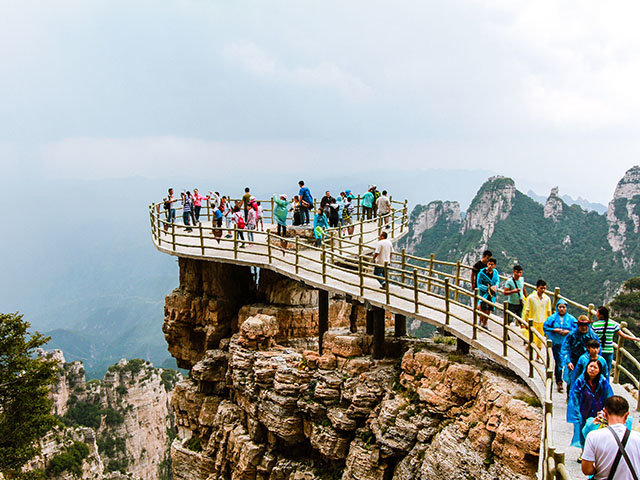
[298,180,313,225]
[477,258,499,332]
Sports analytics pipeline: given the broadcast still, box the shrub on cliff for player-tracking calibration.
[0,312,57,477]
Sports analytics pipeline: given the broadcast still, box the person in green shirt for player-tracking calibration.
[362,188,375,220]
[591,306,640,374]
[503,265,527,321]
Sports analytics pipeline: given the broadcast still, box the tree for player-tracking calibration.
[0,312,57,477]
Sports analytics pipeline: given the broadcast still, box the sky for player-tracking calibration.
[2,1,640,204]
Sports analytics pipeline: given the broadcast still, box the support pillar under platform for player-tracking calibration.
[318,290,329,354]
[372,307,386,359]
[366,308,374,335]
[346,294,358,333]
[456,338,470,355]
[394,313,406,337]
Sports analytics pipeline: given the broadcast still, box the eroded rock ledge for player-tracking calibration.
[163,259,541,480]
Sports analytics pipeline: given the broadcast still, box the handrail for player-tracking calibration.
[148,196,637,480]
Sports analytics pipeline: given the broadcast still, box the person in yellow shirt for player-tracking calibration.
[522,279,552,352]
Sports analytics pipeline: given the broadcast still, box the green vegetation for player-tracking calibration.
[97,433,127,457]
[160,369,180,391]
[610,277,640,381]
[184,436,203,452]
[115,385,128,395]
[515,393,542,408]
[433,335,456,345]
[0,312,58,477]
[45,442,90,477]
[106,458,129,473]
[62,401,124,429]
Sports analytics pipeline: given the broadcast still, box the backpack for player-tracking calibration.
[236,214,245,229]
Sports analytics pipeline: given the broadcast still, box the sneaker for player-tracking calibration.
[557,383,563,393]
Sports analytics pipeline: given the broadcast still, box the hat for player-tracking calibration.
[280,194,287,200]
[345,189,351,194]
[577,316,590,324]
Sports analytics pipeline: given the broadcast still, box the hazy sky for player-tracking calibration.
[2,1,640,203]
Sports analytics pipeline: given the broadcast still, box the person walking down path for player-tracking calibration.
[181,191,194,232]
[362,188,375,220]
[582,395,640,480]
[470,250,492,291]
[192,189,210,225]
[522,279,552,351]
[592,306,640,374]
[298,181,314,225]
[313,207,329,246]
[567,359,614,451]
[503,265,527,320]
[544,299,578,392]
[476,258,499,331]
[572,340,610,388]
[376,190,391,227]
[562,315,601,391]
[373,231,393,288]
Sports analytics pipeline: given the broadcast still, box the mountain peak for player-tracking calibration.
[607,166,640,263]
[544,186,564,221]
[463,176,517,245]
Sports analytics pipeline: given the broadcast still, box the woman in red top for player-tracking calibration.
[192,189,210,225]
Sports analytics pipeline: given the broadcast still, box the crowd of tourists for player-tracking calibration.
[471,250,640,473]
[160,181,393,247]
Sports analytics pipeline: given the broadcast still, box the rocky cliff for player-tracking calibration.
[400,167,640,304]
[163,258,542,480]
[28,352,178,480]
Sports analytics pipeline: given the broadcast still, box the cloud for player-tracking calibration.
[223,41,374,102]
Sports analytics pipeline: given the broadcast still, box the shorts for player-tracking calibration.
[342,217,353,225]
[507,302,523,320]
[479,301,494,313]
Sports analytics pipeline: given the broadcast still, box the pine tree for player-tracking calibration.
[0,312,57,477]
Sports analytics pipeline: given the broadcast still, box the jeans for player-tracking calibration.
[277,224,287,237]
[363,207,373,220]
[552,344,563,384]
[247,226,255,242]
[374,265,386,286]
[182,212,191,228]
[167,209,176,223]
[194,205,202,223]
[602,352,614,375]
[300,207,310,225]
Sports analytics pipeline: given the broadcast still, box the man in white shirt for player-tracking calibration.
[582,395,640,480]
[376,190,392,227]
[372,232,393,288]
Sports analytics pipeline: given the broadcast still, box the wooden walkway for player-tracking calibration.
[151,209,637,480]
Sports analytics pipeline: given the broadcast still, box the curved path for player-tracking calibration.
[150,205,637,480]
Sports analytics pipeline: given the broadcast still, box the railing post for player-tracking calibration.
[427,254,434,292]
[384,262,390,304]
[614,322,626,384]
[270,197,274,224]
[233,226,238,259]
[391,211,395,238]
[413,269,419,314]
[454,261,461,302]
[503,301,509,357]
[359,252,364,297]
[401,248,406,284]
[356,194,361,220]
[587,303,595,322]
[401,200,407,233]
[528,319,534,378]
[295,236,299,274]
[444,279,450,325]
[157,215,162,246]
[546,339,553,382]
[473,288,478,340]
[206,201,210,221]
[267,230,272,263]
[330,232,335,264]
[552,287,560,312]
[554,452,565,480]
[199,223,205,255]
[172,222,176,251]
[322,244,326,283]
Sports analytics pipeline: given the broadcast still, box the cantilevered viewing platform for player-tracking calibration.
[150,195,640,480]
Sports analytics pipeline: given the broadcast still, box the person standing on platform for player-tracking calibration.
[165,188,178,231]
[503,265,526,321]
[372,231,393,288]
[371,185,381,217]
[313,207,329,246]
[231,205,246,247]
[477,258,499,331]
[242,187,252,221]
[181,191,194,232]
[376,190,391,227]
[341,192,355,236]
[544,299,578,392]
[298,181,313,225]
[256,201,264,231]
[246,205,257,243]
[272,194,289,237]
[362,188,374,220]
[192,189,210,225]
[591,306,640,374]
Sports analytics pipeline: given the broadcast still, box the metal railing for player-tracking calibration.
[149,196,639,480]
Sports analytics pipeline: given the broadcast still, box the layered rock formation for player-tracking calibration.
[607,166,640,268]
[28,352,178,480]
[403,201,462,254]
[163,258,542,480]
[543,187,564,221]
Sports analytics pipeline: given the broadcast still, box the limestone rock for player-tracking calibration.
[543,187,564,221]
[238,314,279,350]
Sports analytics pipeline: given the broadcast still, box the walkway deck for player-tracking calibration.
[151,210,637,480]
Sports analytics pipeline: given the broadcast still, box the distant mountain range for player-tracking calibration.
[399,166,640,305]
[527,190,607,214]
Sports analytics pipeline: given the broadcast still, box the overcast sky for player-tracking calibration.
[2,0,640,204]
